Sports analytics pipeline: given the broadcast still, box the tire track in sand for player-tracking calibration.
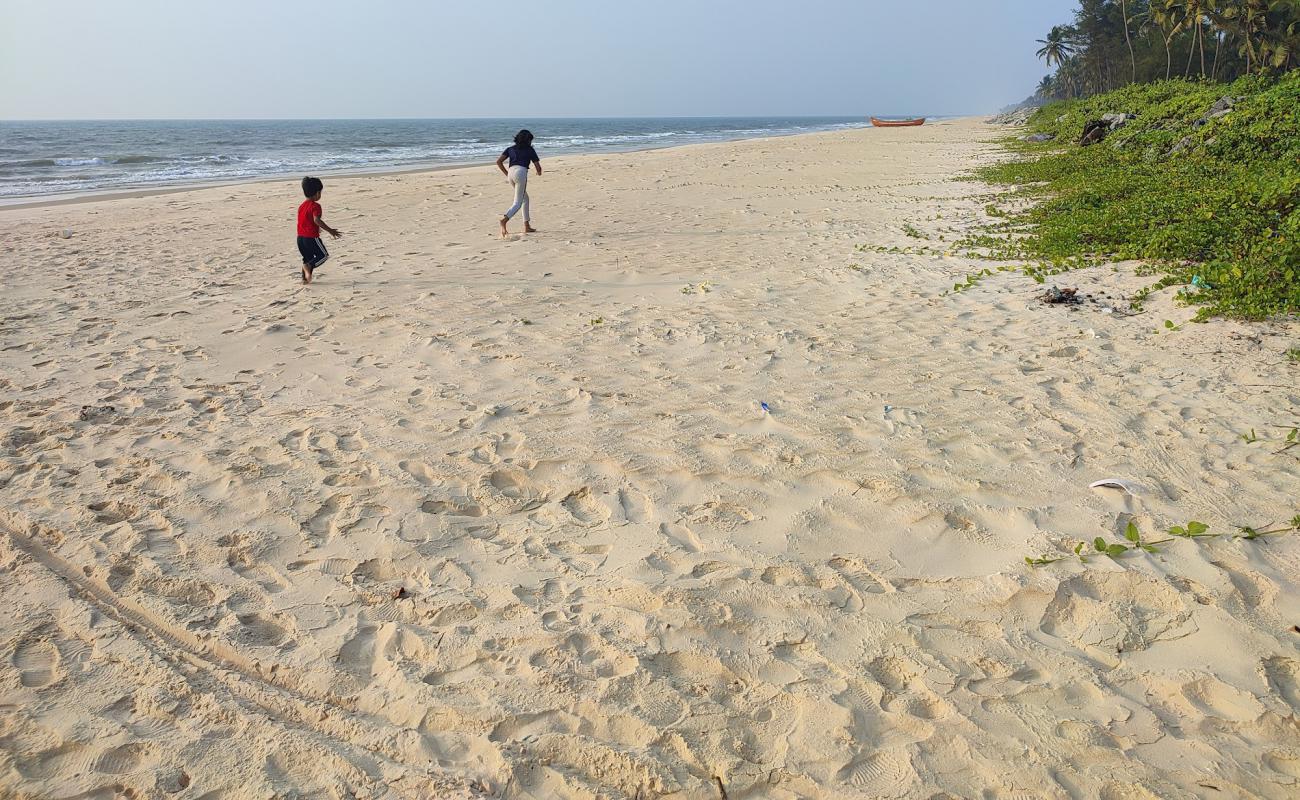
[0,508,478,799]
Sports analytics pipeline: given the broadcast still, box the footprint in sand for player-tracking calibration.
[684,500,754,530]
[617,487,653,524]
[141,516,184,559]
[13,637,61,688]
[1181,676,1265,722]
[420,497,485,517]
[1263,656,1300,712]
[560,486,610,526]
[1039,571,1192,653]
[302,493,353,541]
[88,499,136,525]
[530,632,636,680]
[475,469,547,514]
[399,459,439,486]
[235,613,290,648]
[94,742,154,775]
[835,749,916,796]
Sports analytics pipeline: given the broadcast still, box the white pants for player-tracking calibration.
[504,165,529,222]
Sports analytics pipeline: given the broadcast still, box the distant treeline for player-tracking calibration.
[1036,1,1300,99]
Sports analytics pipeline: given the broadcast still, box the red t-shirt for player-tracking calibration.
[297,199,322,237]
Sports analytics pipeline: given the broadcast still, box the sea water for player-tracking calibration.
[0,117,868,199]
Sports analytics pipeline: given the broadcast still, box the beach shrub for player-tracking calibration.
[972,72,1300,320]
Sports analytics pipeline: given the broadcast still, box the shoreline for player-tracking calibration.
[0,119,965,212]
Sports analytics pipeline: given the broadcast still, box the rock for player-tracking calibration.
[1192,96,1236,128]
[1101,112,1137,129]
[1168,135,1196,156]
[1208,95,1235,115]
[1022,133,1055,143]
[1080,120,1108,146]
[987,107,1036,126]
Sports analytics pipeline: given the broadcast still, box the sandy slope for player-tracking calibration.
[1,119,1298,799]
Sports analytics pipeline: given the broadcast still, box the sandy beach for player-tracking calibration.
[2,118,1299,799]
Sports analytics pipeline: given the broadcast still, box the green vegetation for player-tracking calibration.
[1024,514,1300,566]
[972,72,1300,319]
[1033,1,1300,102]
[1241,422,1300,453]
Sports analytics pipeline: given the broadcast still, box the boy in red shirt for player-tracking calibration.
[296,176,343,284]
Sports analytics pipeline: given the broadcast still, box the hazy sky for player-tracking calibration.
[1,0,1077,119]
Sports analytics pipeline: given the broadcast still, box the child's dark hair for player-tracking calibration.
[301,176,323,197]
[513,129,534,146]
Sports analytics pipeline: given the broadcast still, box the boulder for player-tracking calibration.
[1208,96,1236,115]
[1080,119,1108,146]
[1192,96,1236,128]
[987,107,1036,125]
[1168,135,1196,156]
[1102,112,1137,130]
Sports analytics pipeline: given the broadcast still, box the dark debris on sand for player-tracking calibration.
[1040,286,1081,305]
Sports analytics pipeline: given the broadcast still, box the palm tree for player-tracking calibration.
[1220,0,1271,74]
[1035,74,1057,99]
[1149,0,1184,80]
[1183,0,1212,78]
[1257,7,1298,71]
[1118,0,1138,82]
[1036,25,1078,69]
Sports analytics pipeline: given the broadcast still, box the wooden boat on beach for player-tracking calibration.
[870,117,926,127]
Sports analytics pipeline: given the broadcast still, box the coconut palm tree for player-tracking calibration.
[1257,6,1298,71]
[1036,25,1078,69]
[1183,0,1212,77]
[1118,0,1139,83]
[1148,0,1186,79]
[1219,0,1272,73]
[1035,74,1057,99]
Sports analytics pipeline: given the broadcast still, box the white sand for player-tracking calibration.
[2,119,1298,799]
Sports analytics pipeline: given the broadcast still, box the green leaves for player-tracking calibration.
[1095,536,1132,559]
[1025,555,1065,567]
[1169,520,1213,538]
[968,73,1300,321]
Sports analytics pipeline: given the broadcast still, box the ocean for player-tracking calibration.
[0,117,868,199]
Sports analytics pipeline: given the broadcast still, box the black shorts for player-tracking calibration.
[297,236,329,269]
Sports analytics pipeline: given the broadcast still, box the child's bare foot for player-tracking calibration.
[302,264,313,285]
[499,217,509,239]
[524,224,538,233]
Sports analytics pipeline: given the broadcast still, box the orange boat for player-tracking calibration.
[870,117,926,127]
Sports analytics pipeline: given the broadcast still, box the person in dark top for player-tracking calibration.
[495,129,542,238]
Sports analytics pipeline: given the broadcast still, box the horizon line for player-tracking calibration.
[0,113,962,124]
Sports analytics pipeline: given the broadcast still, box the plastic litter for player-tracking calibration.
[760,402,770,414]
[1089,478,1143,495]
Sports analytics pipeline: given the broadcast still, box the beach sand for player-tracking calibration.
[2,118,1298,799]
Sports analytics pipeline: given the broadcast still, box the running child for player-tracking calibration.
[496,130,542,238]
[297,176,342,284]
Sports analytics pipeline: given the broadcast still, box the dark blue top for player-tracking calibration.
[503,144,540,168]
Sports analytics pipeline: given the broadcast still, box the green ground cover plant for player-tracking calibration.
[971,73,1300,320]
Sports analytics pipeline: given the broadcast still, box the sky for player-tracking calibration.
[0,0,1079,120]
